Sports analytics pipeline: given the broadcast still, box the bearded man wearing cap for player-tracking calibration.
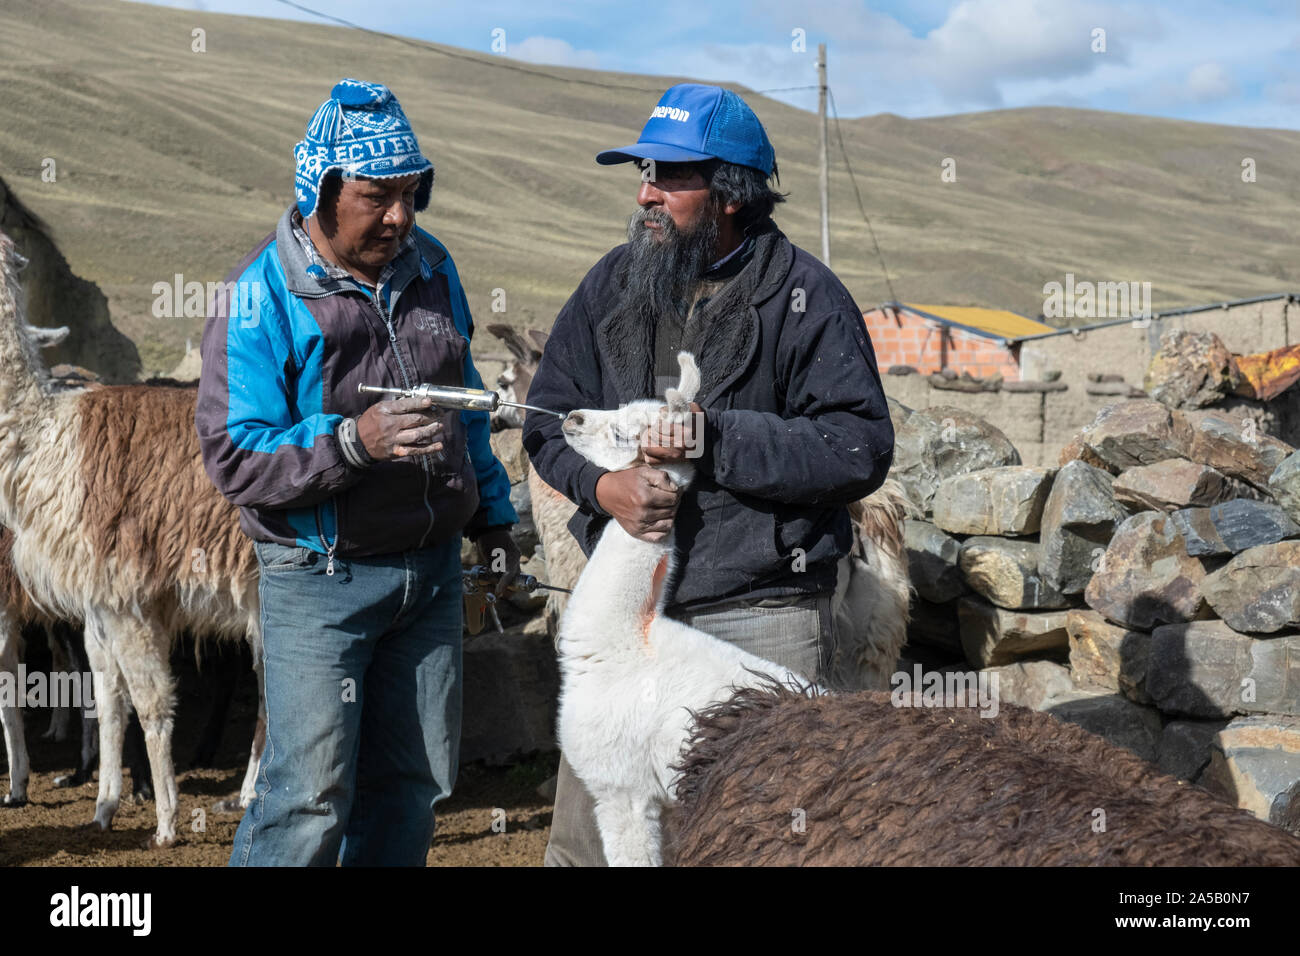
[197,78,520,867]
[522,83,895,866]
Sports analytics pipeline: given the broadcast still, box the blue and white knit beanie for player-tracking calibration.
[294,78,434,219]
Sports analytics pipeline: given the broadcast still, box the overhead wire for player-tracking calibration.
[827,86,898,303]
[272,0,665,92]
[271,3,897,297]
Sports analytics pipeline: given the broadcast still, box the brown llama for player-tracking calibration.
[0,230,263,846]
[664,683,1300,866]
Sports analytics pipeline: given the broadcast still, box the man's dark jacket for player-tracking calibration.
[522,220,894,614]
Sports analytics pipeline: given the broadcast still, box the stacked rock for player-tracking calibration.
[897,393,1300,834]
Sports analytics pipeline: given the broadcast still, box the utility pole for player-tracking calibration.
[817,43,830,267]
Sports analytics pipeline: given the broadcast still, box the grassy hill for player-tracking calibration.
[1,0,1298,376]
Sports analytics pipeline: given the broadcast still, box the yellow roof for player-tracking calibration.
[901,304,1055,341]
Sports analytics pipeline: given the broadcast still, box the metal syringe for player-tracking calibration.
[357,383,565,419]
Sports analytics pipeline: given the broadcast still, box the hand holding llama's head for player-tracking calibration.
[561,351,700,478]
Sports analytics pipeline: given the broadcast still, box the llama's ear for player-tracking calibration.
[665,351,701,411]
[27,325,70,349]
[487,323,542,363]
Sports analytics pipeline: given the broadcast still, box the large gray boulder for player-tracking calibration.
[931,466,1055,536]
[887,396,915,434]
[958,536,1071,610]
[1111,459,1248,512]
[957,597,1071,668]
[982,659,1075,710]
[1157,719,1230,782]
[892,406,1021,514]
[1201,541,1300,633]
[1169,499,1300,557]
[1182,409,1293,491]
[1066,609,1152,705]
[1045,693,1164,763]
[904,520,968,604]
[1038,460,1127,594]
[1075,400,1191,473]
[1143,329,1239,409]
[1057,433,1115,472]
[1270,450,1300,523]
[1145,621,1300,718]
[1199,716,1300,834]
[1084,511,1209,630]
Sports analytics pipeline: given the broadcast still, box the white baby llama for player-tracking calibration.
[556,351,816,866]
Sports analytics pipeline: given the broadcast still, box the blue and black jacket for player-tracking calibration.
[196,206,517,562]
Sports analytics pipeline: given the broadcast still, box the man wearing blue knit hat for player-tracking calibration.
[523,83,894,865]
[198,79,520,866]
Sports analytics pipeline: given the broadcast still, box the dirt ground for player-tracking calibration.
[0,637,555,867]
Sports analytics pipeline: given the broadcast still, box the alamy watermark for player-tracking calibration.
[890,664,999,718]
[0,666,99,717]
[49,886,150,936]
[151,274,262,326]
[1042,273,1152,327]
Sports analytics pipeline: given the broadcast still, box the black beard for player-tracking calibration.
[620,205,720,322]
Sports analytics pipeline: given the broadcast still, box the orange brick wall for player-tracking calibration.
[863,308,1022,381]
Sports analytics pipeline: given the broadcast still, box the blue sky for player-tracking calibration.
[144,0,1300,128]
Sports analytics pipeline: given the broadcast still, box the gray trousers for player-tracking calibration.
[543,592,834,867]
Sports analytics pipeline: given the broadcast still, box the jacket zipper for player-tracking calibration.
[372,286,438,548]
[315,501,337,576]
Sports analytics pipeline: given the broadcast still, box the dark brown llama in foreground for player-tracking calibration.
[665,684,1300,866]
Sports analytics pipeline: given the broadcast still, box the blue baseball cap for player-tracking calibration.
[596,83,775,176]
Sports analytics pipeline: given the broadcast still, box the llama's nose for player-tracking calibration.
[564,412,584,430]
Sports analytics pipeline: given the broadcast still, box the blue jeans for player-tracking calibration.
[229,537,464,867]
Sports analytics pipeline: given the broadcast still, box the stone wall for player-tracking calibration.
[895,398,1300,833]
[1019,297,1295,395]
[882,296,1300,467]
[883,373,1123,467]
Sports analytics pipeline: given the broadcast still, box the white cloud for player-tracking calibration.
[922,0,1148,105]
[628,0,1157,115]
[1184,61,1238,102]
[1267,78,1300,104]
[127,0,1300,129]
[508,35,602,70]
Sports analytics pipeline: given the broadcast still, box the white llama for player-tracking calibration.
[556,351,816,866]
